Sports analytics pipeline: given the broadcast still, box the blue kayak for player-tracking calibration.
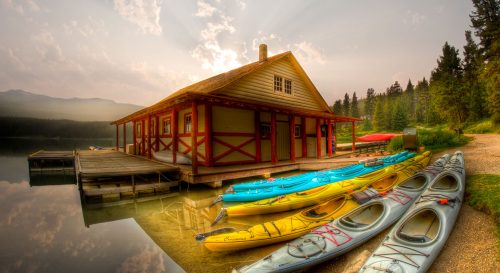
[221,152,415,203]
[230,151,410,192]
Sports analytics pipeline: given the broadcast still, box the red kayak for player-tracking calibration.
[357,133,401,142]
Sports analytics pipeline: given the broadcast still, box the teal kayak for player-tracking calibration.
[220,152,415,203]
[230,151,410,192]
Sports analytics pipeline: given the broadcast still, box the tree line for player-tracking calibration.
[333,0,499,131]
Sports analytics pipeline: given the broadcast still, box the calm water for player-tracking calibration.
[0,138,301,273]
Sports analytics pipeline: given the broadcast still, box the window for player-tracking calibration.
[274,75,283,92]
[294,124,302,138]
[261,123,271,139]
[162,118,171,135]
[184,113,192,133]
[136,122,141,135]
[284,79,292,94]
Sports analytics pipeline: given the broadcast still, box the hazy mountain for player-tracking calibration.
[0,90,143,121]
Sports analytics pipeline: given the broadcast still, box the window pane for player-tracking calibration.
[285,79,292,94]
[274,75,282,92]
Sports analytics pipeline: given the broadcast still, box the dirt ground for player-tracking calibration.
[315,134,500,273]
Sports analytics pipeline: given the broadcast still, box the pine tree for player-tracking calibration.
[470,0,500,60]
[351,92,360,118]
[404,79,415,120]
[415,78,430,123]
[430,42,467,126]
[463,30,487,121]
[365,88,376,120]
[342,93,350,116]
[386,81,403,97]
[372,96,385,131]
[392,99,409,131]
[333,100,342,116]
[384,97,393,130]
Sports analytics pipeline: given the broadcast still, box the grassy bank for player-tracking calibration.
[465,174,500,252]
[387,128,471,152]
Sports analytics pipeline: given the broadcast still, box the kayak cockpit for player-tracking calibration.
[396,174,428,191]
[430,174,459,191]
[397,209,440,244]
[339,202,384,229]
[303,196,346,218]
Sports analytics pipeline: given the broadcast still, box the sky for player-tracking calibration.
[0,0,475,106]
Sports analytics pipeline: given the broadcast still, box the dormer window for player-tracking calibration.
[274,75,282,92]
[284,79,292,95]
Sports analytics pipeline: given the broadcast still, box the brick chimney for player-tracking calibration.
[259,44,267,62]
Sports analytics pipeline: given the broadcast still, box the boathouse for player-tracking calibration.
[112,45,359,186]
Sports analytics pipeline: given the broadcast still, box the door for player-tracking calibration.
[277,121,290,160]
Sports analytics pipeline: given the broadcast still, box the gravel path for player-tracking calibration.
[315,134,500,273]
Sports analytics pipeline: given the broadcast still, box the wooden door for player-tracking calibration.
[277,121,290,160]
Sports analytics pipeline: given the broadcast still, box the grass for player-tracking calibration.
[464,119,500,134]
[465,174,500,252]
[387,128,471,153]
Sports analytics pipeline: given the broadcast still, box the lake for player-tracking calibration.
[0,138,300,273]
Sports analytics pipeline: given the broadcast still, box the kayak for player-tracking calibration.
[233,154,451,273]
[357,134,401,142]
[219,152,415,203]
[152,150,192,164]
[359,151,465,273]
[230,152,410,192]
[215,152,431,218]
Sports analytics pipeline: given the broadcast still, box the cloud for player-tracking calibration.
[404,10,426,26]
[63,17,109,38]
[293,41,326,64]
[194,0,216,17]
[117,245,166,273]
[31,30,64,63]
[113,0,163,35]
[2,0,40,15]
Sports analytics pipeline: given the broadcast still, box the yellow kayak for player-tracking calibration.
[223,151,431,217]
[202,154,430,252]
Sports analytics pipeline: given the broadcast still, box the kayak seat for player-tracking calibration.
[397,175,427,190]
[306,210,328,218]
[398,209,440,243]
[431,175,458,191]
[340,203,384,229]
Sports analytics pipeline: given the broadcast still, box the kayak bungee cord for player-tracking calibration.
[372,242,430,269]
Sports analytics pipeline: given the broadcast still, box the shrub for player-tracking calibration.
[388,136,403,152]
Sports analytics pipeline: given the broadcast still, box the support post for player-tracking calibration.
[192,101,198,175]
[316,118,321,159]
[352,121,356,151]
[271,112,277,164]
[115,124,119,151]
[289,115,296,162]
[301,116,307,158]
[333,121,337,153]
[155,116,160,152]
[147,116,152,159]
[172,109,178,164]
[255,111,261,163]
[205,103,213,166]
[141,120,145,156]
[123,123,127,154]
[133,121,137,155]
[327,119,332,157]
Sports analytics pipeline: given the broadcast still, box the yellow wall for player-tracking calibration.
[218,58,326,112]
[213,106,254,133]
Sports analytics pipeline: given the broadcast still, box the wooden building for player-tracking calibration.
[112,44,359,182]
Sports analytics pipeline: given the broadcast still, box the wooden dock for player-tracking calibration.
[28,150,75,175]
[76,150,180,201]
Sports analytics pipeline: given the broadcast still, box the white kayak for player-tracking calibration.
[359,151,465,273]
[233,154,452,273]
[152,150,192,164]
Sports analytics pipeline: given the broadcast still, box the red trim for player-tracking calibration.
[316,118,321,159]
[178,133,192,137]
[290,115,296,162]
[271,112,277,164]
[333,121,337,152]
[158,138,172,150]
[155,116,160,152]
[205,103,213,166]
[327,119,332,157]
[141,119,145,156]
[192,101,198,175]
[178,138,192,154]
[213,137,256,162]
[172,109,178,164]
[123,123,127,152]
[301,116,307,158]
[115,124,119,151]
[147,116,152,159]
[133,121,136,155]
[255,111,261,163]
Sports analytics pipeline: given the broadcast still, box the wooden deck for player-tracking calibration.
[76,150,179,179]
[28,150,75,174]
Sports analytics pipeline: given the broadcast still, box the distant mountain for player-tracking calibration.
[0,90,143,121]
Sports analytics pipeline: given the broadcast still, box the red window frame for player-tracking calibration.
[161,117,171,136]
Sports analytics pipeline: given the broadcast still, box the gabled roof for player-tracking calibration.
[113,51,332,124]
